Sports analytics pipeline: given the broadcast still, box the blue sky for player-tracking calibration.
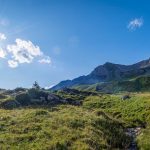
[0,0,150,89]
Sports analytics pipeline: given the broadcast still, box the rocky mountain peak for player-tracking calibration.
[51,58,150,90]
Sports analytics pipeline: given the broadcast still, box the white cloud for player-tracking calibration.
[0,33,6,41]
[7,39,43,64]
[0,48,7,58]
[45,84,54,89]
[0,36,52,68]
[127,18,143,30]
[38,56,51,64]
[8,60,18,68]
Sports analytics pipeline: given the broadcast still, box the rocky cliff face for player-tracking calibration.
[90,59,150,81]
[51,58,150,90]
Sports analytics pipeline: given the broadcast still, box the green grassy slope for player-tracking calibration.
[0,106,130,150]
[73,75,150,93]
[0,90,150,149]
[83,93,150,149]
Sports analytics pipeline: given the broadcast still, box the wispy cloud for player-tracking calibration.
[0,33,7,58]
[38,56,51,64]
[0,33,6,41]
[44,84,55,89]
[8,60,18,68]
[0,48,7,58]
[127,18,143,31]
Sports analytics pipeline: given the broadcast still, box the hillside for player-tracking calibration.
[0,87,150,149]
[73,75,150,93]
[1,58,150,149]
[51,58,150,91]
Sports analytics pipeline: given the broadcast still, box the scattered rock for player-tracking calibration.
[122,94,131,100]
[0,100,21,109]
[125,127,142,150]
[62,88,97,96]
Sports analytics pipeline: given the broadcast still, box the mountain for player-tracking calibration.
[51,58,150,91]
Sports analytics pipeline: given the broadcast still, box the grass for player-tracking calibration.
[73,75,150,93]
[0,105,130,150]
[83,94,150,126]
[83,93,150,149]
[0,92,150,149]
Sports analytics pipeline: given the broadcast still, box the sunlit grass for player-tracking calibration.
[0,105,130,149]
[0,92,150,149]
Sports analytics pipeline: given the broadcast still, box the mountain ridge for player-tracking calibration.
[51,58,150,90]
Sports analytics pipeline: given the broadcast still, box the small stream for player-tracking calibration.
[125,127,141,150]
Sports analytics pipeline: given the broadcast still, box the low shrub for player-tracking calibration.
[15,92,31,106]
[0,94,7,99]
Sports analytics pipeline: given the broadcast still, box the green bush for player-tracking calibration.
[15,92,31,106]
[0,99,20,109]
[14,87,26,93]
[28,88,48,99]
[28,88,39,99]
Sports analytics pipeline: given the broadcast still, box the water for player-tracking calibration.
[125,127,141,150]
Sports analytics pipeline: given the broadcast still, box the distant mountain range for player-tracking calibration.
[51,58,150,92]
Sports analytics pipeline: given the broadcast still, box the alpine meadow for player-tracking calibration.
[0,0,150,150]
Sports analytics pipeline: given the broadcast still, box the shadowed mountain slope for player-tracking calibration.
[51,58,150,90]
